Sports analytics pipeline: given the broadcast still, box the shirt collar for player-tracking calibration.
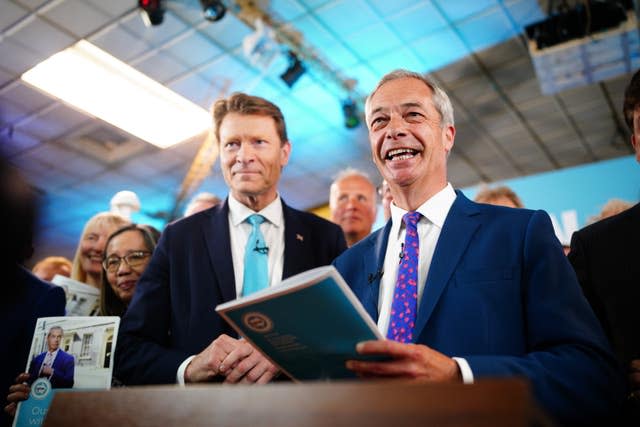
[228,193,284,228]
[390,183,456,232]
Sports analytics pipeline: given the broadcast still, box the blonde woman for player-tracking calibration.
[71,212,129,288]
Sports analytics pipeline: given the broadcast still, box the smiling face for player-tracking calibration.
[79,222,117,279]
[330,174,377,246]
[104,230,150,305]
[366,77,455,210]
[219,113,290,211]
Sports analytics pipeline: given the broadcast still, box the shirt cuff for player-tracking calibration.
[176,355,196,386]
[452,357,474,384]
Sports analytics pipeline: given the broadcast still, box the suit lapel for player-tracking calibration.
[414,192,480,339]
[282,201,310,278]
[203,200,236,303]
[360,222,391,322]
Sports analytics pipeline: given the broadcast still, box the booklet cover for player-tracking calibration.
[13,316,120,427]
[216,265,383,381]
[51,275,100,316]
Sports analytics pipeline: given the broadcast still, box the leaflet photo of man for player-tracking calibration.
[28,326,74,389]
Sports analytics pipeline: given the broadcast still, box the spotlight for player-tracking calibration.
[138,0,165,27]
[280,51,306,88]
[200,0,226,22]
[342,98,360,129]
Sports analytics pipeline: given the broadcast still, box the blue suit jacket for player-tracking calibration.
[116,199,347,385]
[28,349,74,389]
[333,192,623,426]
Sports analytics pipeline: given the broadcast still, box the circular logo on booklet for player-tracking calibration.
[242,312,273,333]
[30,378,51,400]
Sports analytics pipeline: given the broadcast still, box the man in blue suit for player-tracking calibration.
[116,93,346,385]
[334,70,623,425]
[28,326,74,389]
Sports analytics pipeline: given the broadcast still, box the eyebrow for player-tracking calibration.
[370,102,425,116]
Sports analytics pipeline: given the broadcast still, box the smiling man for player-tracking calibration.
[329,168,377,247]
[116,93,346,386]
[332,69,623,425]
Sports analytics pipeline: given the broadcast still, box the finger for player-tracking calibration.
[356,340,415,358]
[4,402,16,417]
[14,373,30,383]
[630,359,640,372]
[240,359,273,384]
[219,343,253,375]
[8,384,29,394]
[255,369,276,385]
[224,352,261,383]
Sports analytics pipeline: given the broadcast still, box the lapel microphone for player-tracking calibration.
[367,269,384,284]
[253,239,269,255]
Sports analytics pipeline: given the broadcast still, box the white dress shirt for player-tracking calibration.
[227,194,285,295]
[377,183,473,383]
[177,194,286,384]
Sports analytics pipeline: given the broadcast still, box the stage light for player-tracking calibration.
[200,0,226,22]
[342,98,360,129]
[138,0,164,27]
[280,51,306,88]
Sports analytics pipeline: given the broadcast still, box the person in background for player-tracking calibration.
[31,256,72,282]
[100,224,157,317]
[569,69,640,425]
[329,168,378,247]
[378,179,393,221]
[0,155,65,426]
[184,192,221,217]
[586,198,634,224]
[116,93,346,386]
[333,69,622,426]
[473,185,523,208]
[70,212,130,288]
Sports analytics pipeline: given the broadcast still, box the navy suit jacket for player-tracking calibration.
[333,192,623,426]
[116,199,347,384]
[569,203,640,369]
[28,349,74,389]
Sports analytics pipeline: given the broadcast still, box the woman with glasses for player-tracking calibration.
[99,224,158,317]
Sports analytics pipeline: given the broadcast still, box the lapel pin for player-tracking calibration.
[296,233,304,242]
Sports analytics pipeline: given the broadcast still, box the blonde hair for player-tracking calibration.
[474,186,524,208]
[71,212,130,283]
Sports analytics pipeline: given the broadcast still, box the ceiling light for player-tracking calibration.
[200,0,226,22]
[280,51,306,88]
[21,40,211,149]
[341,98,360,129]
[138,0,165,27]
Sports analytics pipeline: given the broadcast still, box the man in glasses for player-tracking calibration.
[116,93,346,386]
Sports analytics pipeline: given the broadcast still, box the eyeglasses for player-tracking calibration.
[102,251,151,273]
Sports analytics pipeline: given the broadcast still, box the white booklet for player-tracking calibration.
[51,275,100,316]
[13,316,120,427]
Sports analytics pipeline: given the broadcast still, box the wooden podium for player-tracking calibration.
[43,379,551,427]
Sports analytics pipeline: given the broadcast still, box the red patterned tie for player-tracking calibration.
[387,211,421,343]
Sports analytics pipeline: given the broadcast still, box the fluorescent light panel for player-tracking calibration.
[22,40,210,149]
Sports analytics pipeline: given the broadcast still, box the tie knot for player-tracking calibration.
[247,214,265,227]
[403,211,421,228]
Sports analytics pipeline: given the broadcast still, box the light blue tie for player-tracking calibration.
[242,214,269,296]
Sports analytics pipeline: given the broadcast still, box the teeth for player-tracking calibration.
[386,148,417,160]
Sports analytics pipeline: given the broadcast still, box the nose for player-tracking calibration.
[116,259,131,275]
[235,142,254,163]
[386,114,407,139]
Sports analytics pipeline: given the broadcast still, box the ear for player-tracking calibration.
[280,140,291,167]
[443,124,455,154]
[632,134,640,163]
